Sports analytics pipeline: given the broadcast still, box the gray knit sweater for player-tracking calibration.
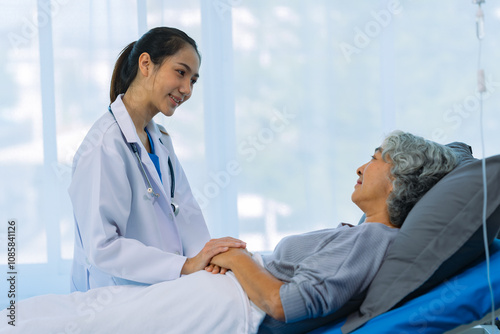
[261,222,398,323]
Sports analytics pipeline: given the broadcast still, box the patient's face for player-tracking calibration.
[351,148,393,211]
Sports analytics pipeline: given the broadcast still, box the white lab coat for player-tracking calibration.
[69,95,210,292]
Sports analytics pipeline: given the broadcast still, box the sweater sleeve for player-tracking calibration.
[279,224,397,323]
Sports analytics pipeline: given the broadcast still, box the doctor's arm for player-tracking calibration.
[210,248,285,321]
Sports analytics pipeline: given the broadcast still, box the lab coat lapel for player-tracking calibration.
[110,95,169,201]
[109,95,140,145]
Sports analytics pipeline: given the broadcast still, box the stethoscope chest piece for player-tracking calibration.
[171,202,179,216]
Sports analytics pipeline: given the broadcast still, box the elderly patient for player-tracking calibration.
[1,131,459,333]
[208,130,458,323]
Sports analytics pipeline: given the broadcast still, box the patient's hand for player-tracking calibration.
[205,248,252,274]
[210,248,252,271]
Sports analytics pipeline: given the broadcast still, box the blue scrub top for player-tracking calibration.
[145,128,162,183]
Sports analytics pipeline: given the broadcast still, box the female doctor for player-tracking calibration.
[69,27,245,292]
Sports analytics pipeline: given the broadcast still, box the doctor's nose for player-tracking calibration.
[179,80,193,98]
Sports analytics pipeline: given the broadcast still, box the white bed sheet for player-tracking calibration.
[0,268,266,334]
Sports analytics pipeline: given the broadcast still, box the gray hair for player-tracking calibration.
[381,131,458,227]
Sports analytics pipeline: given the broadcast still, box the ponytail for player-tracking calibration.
[110,41,137,103]
[109,27,201,104]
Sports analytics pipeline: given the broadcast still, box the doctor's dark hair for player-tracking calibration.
[110,27,201,103]
[381,131,458,227]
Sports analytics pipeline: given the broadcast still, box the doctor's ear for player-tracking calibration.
[138,52,153,77]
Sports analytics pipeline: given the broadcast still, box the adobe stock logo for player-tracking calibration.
[339,0,403,63]
[8,0,70,51]
[193,107,296,209]
[213,0,243,20]
[432,74,500,142]
[406,277,467,333]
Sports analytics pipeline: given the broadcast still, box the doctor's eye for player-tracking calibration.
[177,70,186,76]
[190,78,198,85]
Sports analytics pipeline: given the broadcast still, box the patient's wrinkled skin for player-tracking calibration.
[351,147,394,228]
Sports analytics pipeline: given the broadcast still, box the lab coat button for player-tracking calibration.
[175,251,180,255]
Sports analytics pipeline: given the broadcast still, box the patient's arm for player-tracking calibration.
[210,248,285,321]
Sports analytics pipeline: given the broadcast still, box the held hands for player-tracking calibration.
[205,243,252,274]
[181,237,246,275]
[209,247,252,271]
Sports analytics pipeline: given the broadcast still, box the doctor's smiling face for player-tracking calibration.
[142,45,200,117]
[351,147,394,225]
[114,27,202,128]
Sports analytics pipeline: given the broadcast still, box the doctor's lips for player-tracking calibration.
[169,94,184,106]
[355,179,362,187]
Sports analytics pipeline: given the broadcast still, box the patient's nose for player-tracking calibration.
[356,164,365,176]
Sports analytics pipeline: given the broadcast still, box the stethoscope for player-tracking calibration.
[108,106,179,216]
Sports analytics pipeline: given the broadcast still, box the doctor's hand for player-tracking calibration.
[204,263,228,275]
[180,237,246,275]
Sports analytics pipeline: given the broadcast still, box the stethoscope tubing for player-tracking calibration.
[130,142,159,197]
